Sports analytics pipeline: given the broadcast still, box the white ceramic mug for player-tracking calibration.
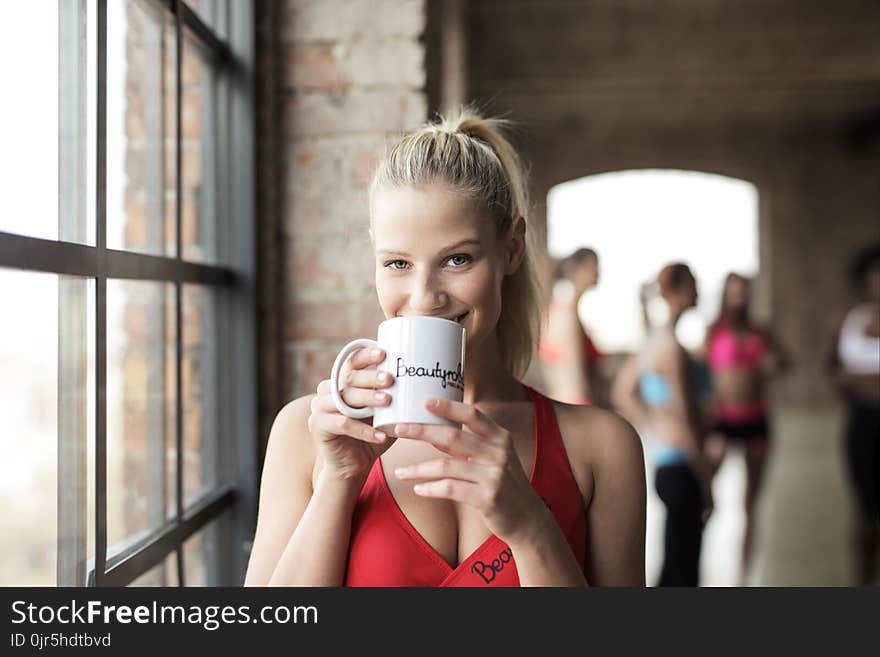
[329,316,466,435]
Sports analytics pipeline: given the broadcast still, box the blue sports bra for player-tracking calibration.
[639,371,672,406]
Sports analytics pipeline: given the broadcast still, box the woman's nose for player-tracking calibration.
[408,272,447,313]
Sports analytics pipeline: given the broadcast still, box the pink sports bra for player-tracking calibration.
[707,323,767,372]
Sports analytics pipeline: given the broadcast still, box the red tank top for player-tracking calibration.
[344,386,587,586]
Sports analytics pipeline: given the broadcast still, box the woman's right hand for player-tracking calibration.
[307,347,396,482]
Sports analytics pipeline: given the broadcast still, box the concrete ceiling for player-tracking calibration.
[468,0,880,133]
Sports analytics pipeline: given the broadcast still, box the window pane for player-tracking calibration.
[107,280,176,554]
[128,552,179,587]
[183,515,226,586]
[183,285,219,503]
[60,275,97,586]
[107,0,176,257]
[181,33,222,264]
[60,0,99,247]
[0,269,94,586]
[0,4,59,241]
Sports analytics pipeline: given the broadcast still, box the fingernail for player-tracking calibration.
[371,348,382,358]
[413,484,425,494]
[374,391,387,402]
[393,467,407,477]
[374,431,386,442]
[426,398,438,408]
[378,371,390,384]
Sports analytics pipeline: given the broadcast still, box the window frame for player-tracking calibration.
[0,0,256,587]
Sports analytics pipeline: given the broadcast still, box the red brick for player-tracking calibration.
[286,236,377,303]
[181,45,202,87]
[286,300,356,341]
[288,45,349,92]
[284,0,425,43]
[124,91,146,141]
[182,92,203,140]
[284,90,426,137]
[124,196,147,248]
[181,196,198,247]
[181,146,203,189]
[286,342,342,400]
[345,40,425,89]
[284,192,370,242]
[349,147,382,188]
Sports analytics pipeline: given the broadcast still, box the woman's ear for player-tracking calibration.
[505,217,527,275]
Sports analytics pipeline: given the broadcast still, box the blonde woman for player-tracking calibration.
[245,110,646,587]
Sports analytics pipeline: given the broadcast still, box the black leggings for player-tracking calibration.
[655,463,704,586]
[844,402,880,520]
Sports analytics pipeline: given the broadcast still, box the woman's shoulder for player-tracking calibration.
[272,394,315,437]
[265,394,319,487]
[552,402,644,481]
[842,302,874,322]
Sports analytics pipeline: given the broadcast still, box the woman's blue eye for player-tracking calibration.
[446,254,471,267]
[386,260,408,270]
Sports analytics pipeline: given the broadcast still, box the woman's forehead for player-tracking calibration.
[371,186,493,250]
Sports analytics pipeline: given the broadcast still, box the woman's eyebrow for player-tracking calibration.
[441,239,481,253]
[376,239,481,258]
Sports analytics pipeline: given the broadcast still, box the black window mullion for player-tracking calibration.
[99,486,235,586]
[158,0,231,61]
[93,0,108,587]
[0,234,234,284]
[174,0,185,588]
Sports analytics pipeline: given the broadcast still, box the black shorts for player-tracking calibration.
[714,417,770,444]
[844,403,880,520]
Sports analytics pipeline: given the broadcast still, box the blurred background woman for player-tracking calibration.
[828,244,880,586]
[703,273,789,585]
[613,263,713,586]
[538,248,608,406]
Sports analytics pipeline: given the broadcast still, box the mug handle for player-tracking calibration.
[329,338,380,419]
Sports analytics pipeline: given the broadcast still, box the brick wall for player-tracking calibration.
[258,0,427,445]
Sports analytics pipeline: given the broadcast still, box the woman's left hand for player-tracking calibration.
[393,397,550,546]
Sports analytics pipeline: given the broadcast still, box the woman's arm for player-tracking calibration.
[761,327,791,376]
[662,341,714,516]
[506,506,590,587]
[244,396,363,586]
[826,314,850,395]
[610,353,649,427]
[582,409,647,586]
[546,300,591,403]
[662,339,703,449]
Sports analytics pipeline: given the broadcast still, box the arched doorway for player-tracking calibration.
[547,169,760,354]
